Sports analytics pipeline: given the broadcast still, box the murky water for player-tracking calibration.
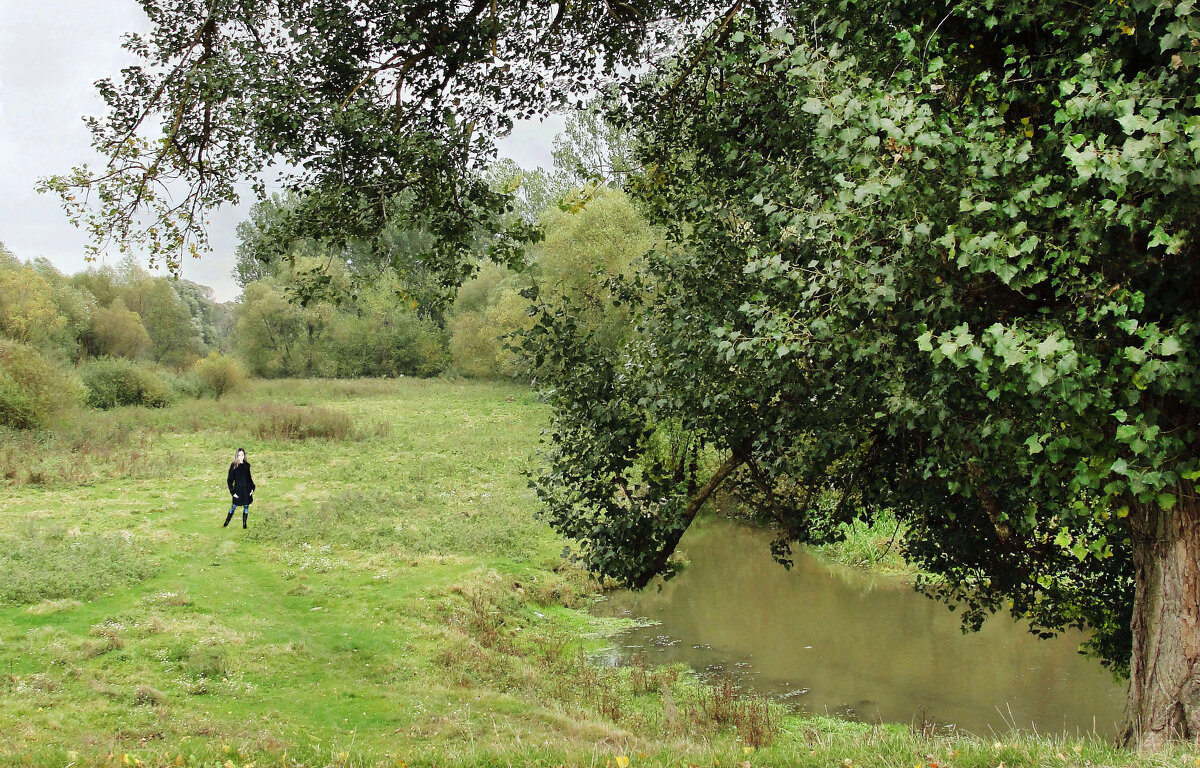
[593,517,1126,738]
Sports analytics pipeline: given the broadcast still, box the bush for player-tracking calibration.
[322,309,449,378]
[160,369,208,400]
[193,352,246,397]
[78,358,173,409]
[449,287,531,379]
[0,340,84,429]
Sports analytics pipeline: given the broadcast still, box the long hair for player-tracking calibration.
[233,447,246,466]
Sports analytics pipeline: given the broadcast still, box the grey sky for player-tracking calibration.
[0,0,561,302]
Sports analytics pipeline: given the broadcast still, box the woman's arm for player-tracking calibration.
[228,464,235,494]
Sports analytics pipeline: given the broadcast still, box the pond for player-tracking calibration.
[593,516,1126,738]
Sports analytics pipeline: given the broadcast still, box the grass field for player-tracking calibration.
[0,379,1184,767]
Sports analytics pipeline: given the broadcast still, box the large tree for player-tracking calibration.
[531,0,1200,750]
[54,0,1199,750]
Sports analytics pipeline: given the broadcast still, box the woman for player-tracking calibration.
[224,447,256,529]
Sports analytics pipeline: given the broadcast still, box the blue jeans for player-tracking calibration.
[224,502,250,527]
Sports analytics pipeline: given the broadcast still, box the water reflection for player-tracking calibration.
[594,516,1125,738]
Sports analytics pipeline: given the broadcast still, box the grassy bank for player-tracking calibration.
[0,379,1178,767]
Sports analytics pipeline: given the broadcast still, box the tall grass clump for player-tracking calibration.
[0,339,83,429]
[243,402,353,440]
[78,357,173,409]
[193,352,245,397]
[0,528,159,605]
[816,508,909,572]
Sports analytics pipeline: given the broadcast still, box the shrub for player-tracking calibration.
[0,339,84,429]
[78,357,173,409]
[193,352,246,397]
[449,287,531,379]
[160,369,208,400]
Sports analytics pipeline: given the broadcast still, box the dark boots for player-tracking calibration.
[242,510,248,529]
[223,510,234,527]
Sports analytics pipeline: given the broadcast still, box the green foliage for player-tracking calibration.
[531,0,1200,694]
[0,262,66,347]
[551,100,639,190]
[531,187,656,351]
[118,263,205,366]
[232,274,449,379]
[322,302,449,378]
[193,352,246,398]
[78,358,173,409]
[449,285,531,378]
[450,188,656,378]
[89,299,152,359]
[0,340,84,430]
[159,368,208,400]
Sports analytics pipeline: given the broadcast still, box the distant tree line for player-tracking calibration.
[0,244,239,427]
[232,106,654,382]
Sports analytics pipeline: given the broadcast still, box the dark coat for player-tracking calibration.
[228,461,255,505]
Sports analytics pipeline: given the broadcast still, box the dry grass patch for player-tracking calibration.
[24,598,82,615]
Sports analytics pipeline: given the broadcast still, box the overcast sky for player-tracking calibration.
[0,0,562,302]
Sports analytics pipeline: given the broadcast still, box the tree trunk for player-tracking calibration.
[629,453,744,590]
[1123,486,1200,749]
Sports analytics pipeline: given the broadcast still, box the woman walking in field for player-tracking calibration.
[225,448,255,529]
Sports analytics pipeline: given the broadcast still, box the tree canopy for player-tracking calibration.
[41,0,723,279]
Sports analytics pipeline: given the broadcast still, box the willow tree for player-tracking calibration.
[531,0,1200,749]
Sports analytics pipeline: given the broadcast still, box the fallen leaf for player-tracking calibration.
[615,757,630,768]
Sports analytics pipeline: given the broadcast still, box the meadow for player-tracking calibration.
[0,379,1187,767]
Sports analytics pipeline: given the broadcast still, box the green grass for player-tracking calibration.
[0,379,1185,767]
[809,509,914,575]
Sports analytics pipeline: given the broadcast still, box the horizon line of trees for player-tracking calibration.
[0,105,655,430]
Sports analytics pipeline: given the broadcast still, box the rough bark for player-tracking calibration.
[1122,484,1200,749]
